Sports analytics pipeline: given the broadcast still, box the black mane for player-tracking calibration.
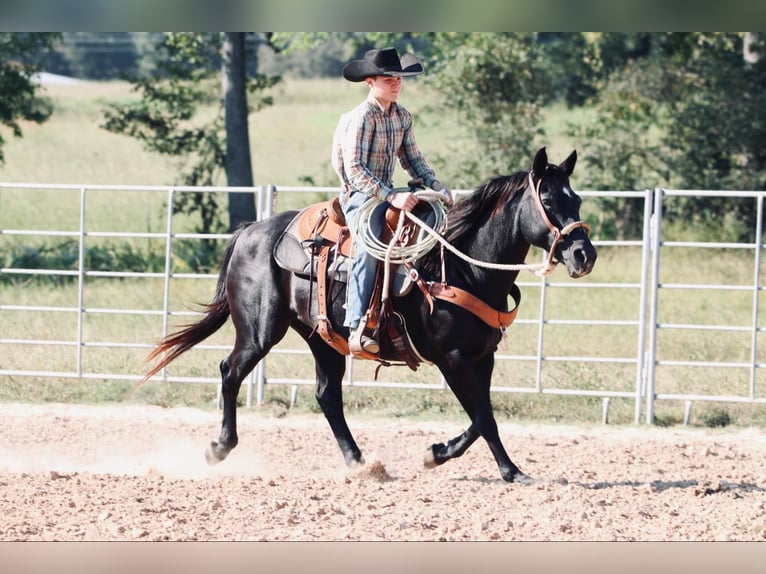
[443,171,528,245]
[419,171,528,274]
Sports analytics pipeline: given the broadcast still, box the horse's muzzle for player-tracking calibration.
[561,239,597,278]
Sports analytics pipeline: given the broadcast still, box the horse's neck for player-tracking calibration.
[448,214,529,303]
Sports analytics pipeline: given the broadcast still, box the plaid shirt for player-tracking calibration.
[332,94,438,204]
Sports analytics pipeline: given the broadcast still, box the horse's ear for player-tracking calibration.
[532,147,548,178]
[559,150,577,177]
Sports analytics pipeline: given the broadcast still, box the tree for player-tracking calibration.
[102,32,281,242]
[564,33,766,241]
[0,33,60,165]
[422,33,548,186]
[222,33,256,230]
[535,32,604,107]
[566,53,675,239]
[660,33,766,240]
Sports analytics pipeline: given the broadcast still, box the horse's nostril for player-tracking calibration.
[570,244,597,274]
[572,247,588,268]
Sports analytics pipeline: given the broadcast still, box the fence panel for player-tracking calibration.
[2,182,764,423]
[644,188,766,424]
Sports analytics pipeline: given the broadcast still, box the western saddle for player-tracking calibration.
[273,192,520,370]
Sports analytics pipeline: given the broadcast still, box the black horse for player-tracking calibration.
[140,147,596,483]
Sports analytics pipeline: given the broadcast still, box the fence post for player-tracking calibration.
[534,252,549,392]
[748,194,763,400]
[633,189,654,424]
[645,188,664,424]
[161,187,175,382]
[76,187,87,377]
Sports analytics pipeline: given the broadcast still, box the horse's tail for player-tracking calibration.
[136,227,243,387]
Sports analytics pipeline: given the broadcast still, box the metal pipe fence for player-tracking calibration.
[1,182,764,424]
[644,188,766,424]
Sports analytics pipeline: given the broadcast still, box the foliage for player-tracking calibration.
[101,34,228,268]
[700,407,732,428]
[567,56,674,238]
[567,32,766,242]
[0,239,166,286]
[102,33,228,186]
[535,33,602,107]
[421,33,548,186]
[0,33,60,164]
[660,33,766,241]
[101,33,281,269]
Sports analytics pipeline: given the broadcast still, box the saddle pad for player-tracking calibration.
[274,230,349,282]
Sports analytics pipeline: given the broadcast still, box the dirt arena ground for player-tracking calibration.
[1,402,765,541]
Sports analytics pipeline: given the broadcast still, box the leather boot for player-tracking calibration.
[348,323,379,354]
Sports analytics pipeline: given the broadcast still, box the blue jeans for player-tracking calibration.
[341,192,385,330]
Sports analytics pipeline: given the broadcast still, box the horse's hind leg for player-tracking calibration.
[205,331,266,465]
[205,262,291,465]
[307,337,363,466]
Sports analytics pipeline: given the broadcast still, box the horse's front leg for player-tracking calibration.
[309,339,364,466]
[430,352,533,484]
[424,424,480,468]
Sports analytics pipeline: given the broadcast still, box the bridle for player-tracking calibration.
[528,171,591,269]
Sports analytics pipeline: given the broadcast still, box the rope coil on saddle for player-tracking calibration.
[354,190,449,264]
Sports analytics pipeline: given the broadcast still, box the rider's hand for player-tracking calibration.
[388,191,418,211]
[431,181,454,207]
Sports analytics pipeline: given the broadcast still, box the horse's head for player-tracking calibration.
[522,147,597,278]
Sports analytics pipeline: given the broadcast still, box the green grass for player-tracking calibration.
[2,79,766,430]
[3,246,766,428]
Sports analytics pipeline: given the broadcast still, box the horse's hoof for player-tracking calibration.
[205,441,228,466]
[423,446,439,469]
[347,456,365,469]
[510,472,537,485]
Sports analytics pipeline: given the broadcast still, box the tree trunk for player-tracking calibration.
[743,32,761,64]
[221,32,256,231]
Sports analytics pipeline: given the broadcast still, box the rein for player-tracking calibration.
[361,173,591,278]
[356,173,590,331]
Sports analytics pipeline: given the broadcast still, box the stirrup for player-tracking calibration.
[348,329,379,354]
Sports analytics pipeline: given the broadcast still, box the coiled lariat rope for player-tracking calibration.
[355,190,448,264]
[354,189,558,279]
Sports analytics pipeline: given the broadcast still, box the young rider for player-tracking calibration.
[331,47,452,354]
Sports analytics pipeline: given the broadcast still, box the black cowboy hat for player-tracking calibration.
[342,47,424,83]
